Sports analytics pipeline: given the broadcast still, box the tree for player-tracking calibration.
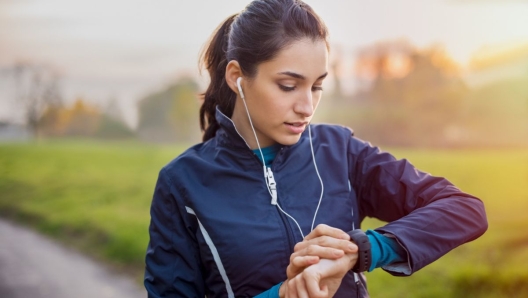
[95,97,135,139]
[347,41,467,147]
[64,98,101,137]
[137,76,200,143]
[12,62,63,137]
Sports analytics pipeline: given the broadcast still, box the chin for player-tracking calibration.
[277,135,302,146]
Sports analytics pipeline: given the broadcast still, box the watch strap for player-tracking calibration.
[347,229,372,273]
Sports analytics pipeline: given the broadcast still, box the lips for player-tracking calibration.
[285,121,308,134]
[286,122,305,127]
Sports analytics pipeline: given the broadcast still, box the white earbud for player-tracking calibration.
[236,77,245,100]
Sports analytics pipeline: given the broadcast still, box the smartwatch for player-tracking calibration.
[347,229,371,273]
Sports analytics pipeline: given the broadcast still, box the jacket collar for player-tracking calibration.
[215,106,252,150]
[214,105,306,154]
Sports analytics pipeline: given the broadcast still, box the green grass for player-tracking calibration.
[0,140,527,296]
[0,139,188,278]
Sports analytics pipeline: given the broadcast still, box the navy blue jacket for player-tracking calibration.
[144,108,487,297]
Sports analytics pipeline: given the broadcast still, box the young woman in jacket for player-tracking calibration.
[144,0,488,297]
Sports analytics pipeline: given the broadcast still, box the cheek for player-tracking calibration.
[259,89,287,111]
[252,84,278,106]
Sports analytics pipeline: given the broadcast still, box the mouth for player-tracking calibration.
[285,121,308,127]
[284,121,308,134]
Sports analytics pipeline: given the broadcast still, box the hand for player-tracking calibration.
[279,225,358,297]
[286,254,357,298]
[287,224,357,278]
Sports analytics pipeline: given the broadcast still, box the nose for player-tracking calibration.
[293,89,314,117]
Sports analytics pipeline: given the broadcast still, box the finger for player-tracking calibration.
[303,269,326,298]
[345,252,359,271]
[295,274,310,298]
[304,224,350,241]
[287,256,319,278]
[319,283,329,298]
[295,236,358,254]
[298,244,345,260]
[279,281,287,298]
[287,278,298,298]
[291,255,320,268]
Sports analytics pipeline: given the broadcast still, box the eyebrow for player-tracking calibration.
[278,71,328,80]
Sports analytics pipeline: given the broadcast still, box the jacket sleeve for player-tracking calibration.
[144,168,205,297]
[347,134,488,275]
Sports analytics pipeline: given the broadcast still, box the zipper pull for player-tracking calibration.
[266,167,278,205]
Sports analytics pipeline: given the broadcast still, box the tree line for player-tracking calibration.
[5,39,527,147]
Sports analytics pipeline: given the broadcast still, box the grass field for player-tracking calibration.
[0,140,527,297]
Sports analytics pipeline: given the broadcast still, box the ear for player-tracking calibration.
[225,60,243,95]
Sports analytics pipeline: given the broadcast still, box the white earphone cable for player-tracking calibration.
[238,78,266,166]
[309,124,324,232]
[238,78,271,197]
[236,77,324,240]
[276,201,306,239]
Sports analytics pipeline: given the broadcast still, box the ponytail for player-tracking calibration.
[199,14,238,142]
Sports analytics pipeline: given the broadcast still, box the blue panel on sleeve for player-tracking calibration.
[254,282,282,298]
[366,230,406,272]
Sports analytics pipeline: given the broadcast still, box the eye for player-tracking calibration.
[312,86,324,92]
[279,84,296,92]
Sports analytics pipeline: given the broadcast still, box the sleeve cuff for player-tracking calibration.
[366,230,410,274]
[380,233,412,276]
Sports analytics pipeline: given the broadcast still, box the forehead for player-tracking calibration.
[257,38,328,79]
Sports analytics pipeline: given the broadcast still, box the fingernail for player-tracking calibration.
[348,244,357,251]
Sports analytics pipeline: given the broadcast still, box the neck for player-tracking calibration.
[231,100,274,150]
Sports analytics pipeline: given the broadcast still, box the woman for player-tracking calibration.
[144,0,488,297]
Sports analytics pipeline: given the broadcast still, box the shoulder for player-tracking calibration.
[161,139,215,182]
[309,123,384,160]
[309,123,372,150]
[309,122,354,135]
[308,123,354,142]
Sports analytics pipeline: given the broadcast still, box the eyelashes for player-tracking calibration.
[279,84,295,92]
[278,84,324,92]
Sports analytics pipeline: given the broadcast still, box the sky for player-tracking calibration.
[1,0,528,126]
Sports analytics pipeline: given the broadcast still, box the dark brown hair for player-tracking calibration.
[199,0,328,142]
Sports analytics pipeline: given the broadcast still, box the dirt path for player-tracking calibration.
[0,218,146,298]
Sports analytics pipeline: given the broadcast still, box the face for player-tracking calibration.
[230,38,329,149]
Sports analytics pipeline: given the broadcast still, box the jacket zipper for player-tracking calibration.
[271,152,296,253]
[276,201,296,252]
[218,110,297,252]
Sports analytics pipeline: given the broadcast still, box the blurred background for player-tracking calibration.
[0,0,527,297]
